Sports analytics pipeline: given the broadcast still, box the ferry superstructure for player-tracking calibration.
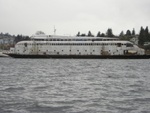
[5,33,150,59]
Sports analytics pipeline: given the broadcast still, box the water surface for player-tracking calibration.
[0,58,150,113]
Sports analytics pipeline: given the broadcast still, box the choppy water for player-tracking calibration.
[0,58,150,113]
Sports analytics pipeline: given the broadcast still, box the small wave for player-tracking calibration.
[0,108,13,113]
[4,87,25,92]
[133,97,150,102]
[26,103,72,113]
[114,106,136,112]
[33,86,49,91]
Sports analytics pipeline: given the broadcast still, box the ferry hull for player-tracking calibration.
[6,53,150,59]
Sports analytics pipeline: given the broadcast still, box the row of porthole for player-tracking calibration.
[17,43,129,46]
[18,49,119,53]
[18,49,113,52]
[34,39,117,41]
[38,50,96,52]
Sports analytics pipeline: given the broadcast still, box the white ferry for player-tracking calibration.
[5,32,150,59]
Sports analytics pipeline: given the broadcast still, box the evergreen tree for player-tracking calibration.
[97,31,101,37]
[119,31,124,37]
[138,27,145,46]
[126,30,131,36]
[119,30,131,41]
[100,33,105,37]
[145,26,150,41]
[132,28,135,36]
[14,35,30,43]
[76,32,80,37]
[138,26,150,45]
[106,28,114,37]
[80,34,86,37]
[87,31,92,37]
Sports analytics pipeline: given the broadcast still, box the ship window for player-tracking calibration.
[126,43,133,47]
[24,43,27,47]
[117,43,121,47]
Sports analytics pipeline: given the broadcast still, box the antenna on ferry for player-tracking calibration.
[54,26,56,35]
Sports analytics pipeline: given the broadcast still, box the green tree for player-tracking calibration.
[119,31,124,37]
[76,32,80,37]
[106,28,114,37]
[138,26,150,46]
[145,26,150,41]
[126,30,131,36]
[132,28,135,36]
[138,27,145,46]
[97,31,101,37]
[87,31,94,37]
[100,33,105,37]
[80,34,86,37]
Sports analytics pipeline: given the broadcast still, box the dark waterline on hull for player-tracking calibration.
[6,54,150,59]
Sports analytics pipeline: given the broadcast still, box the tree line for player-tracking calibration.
[76,28,135,38]
[76,28,114,37]
[76,27,150,46]
[1,26,150,48]
[14,35,30,43]
[0,33,30,44]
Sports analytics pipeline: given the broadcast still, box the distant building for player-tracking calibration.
[0,35,15,44]
[144,42,150,46]
[0,35,15,50]
[130,35,139,45]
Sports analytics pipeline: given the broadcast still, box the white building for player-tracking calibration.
[0,36,15,45]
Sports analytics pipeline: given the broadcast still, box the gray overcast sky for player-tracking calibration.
[0,0,150,36]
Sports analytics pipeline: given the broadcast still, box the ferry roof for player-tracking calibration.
[31,34,119,40]
[17,40,133,44]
